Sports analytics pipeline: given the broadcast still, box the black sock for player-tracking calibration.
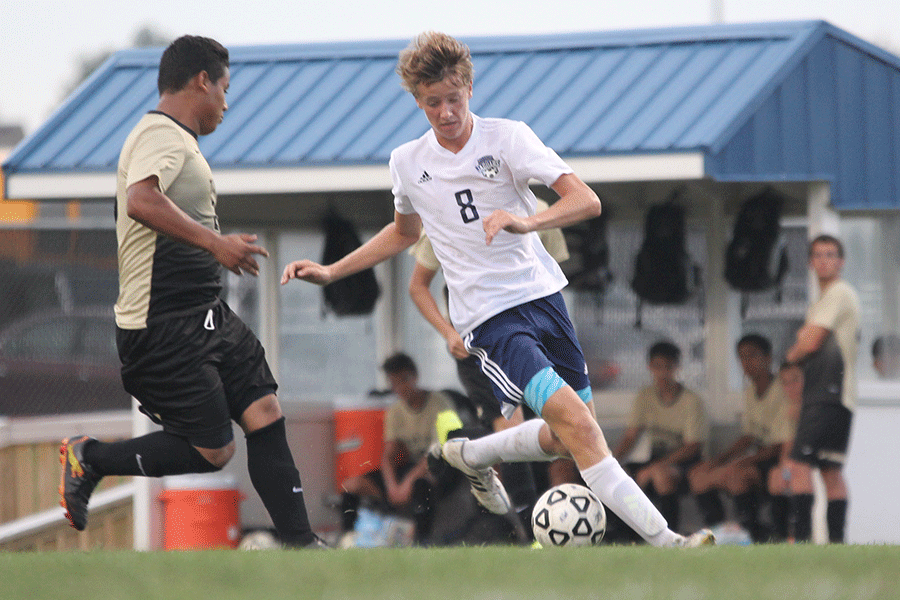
[500,461,537,511]
[695,490,725,526]
[791,494,814,542]
[657,493,680,533]
[734,491,761,541]
[246,417,314,547]
[340,492,360,532]
[770,495,790,541]
[827,499,848,543]
[82,431,219,477]
[411,478,433,544]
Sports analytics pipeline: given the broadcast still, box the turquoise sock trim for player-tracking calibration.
[523,366,567,416]
[575,386,593,404]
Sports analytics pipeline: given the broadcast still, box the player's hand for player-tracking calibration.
[213,233,268,276]
[281,260,333,286]
[483,209,530,245]
[446,331,469,360]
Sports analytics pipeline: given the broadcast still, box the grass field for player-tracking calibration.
[2,544,898,600]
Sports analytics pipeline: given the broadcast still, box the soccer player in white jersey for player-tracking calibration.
[282,31,713,547]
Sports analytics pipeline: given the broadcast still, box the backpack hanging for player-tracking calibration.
[320,207,381,316]
[631,197,694,305]
[724,188,788,293]
[562,213,613,294]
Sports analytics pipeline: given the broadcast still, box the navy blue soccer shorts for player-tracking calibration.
[463,292,590,419]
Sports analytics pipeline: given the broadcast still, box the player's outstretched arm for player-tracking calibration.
[282,211,421,286]
[126,177,267,276]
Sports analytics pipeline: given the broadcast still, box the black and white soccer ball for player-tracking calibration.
[531,483,606,547]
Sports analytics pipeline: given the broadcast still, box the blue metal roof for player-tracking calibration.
[5,20,900,209]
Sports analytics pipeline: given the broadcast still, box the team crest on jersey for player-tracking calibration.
[476,155,501,178]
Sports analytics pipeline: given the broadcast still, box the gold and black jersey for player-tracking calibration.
[115,112,221,329]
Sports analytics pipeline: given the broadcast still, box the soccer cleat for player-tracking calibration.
[678,528,717,548]
[441,438,511,515]
[58,436,102,531]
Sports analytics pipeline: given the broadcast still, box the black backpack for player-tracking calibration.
[631,200,694,305]
[320,208,381,316]
[562,213,613,293]
[724,189,788,292]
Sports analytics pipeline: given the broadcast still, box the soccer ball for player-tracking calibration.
[531,483,606,547]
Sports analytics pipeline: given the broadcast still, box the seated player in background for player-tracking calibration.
[688,334,791,542]
[767,362,814,542]
[610,341,710,541]
[340,353,455,545]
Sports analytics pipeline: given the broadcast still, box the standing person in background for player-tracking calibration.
[408,199,579,534]
[786,234,860,543]
[282,31,713,547]
[611,341,710,540]
[59,35,323,548]
[688,334,791,542]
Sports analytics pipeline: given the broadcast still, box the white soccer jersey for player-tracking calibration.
[391,115,571,336]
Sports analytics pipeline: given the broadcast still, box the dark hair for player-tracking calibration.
[809,234,844,259]
[382,352,418,376]
[872,334,900,359]
[737,333,772,356]
[648,341,680,364]
[158,35,229,95]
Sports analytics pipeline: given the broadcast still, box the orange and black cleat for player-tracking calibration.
[59,436,102,531]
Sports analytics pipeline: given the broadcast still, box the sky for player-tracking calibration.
[2,0,900,137]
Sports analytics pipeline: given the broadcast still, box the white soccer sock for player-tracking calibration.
[460,418,556,468]
[580,455,680,547]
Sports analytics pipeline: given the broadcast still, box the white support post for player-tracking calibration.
[805,180,835,544]
[703,188,736,423]
[258,229,280,382]
[131,399,164,551]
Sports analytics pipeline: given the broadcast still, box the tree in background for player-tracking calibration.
[62,26,170,98]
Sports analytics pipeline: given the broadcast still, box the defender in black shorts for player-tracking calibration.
[59,36,322,548]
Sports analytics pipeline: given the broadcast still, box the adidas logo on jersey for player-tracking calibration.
[418,171,432,184]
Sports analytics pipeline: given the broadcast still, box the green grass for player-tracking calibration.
[1,544,898,600]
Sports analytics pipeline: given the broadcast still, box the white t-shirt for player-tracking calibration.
[391,115,571,336]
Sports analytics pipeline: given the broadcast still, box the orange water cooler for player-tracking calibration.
[333,396,390,489]
[159,473,244,550]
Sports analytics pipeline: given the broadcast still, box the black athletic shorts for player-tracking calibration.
[790,401,852,468]
[791,331,852,468]
[117,299,277,448]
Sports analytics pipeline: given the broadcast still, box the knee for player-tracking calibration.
[197,441,236,469]
[566,416,603,453]
[542,427,569,457]
[241,394,284,433]
[688,468,706,494]
[341,475,364,495]
[652,466,678,495]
